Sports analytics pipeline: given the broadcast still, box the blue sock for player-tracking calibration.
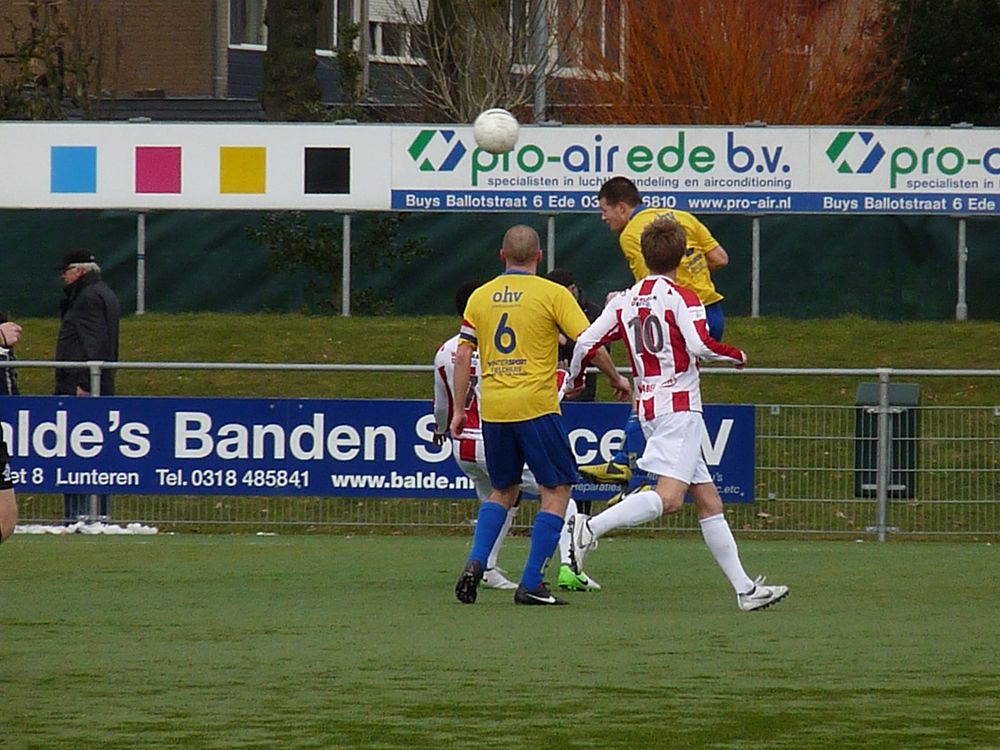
[612,411,645,466]
[521,511,564,590]
[624,412,645,458]
[610,417,629,465]
[467,501,509,566]
[628,471,654,492]
[612,413,652,489]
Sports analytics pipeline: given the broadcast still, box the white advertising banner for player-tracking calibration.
[0,122,390,210]
[390,125,1000,215]
[0,122,997,214]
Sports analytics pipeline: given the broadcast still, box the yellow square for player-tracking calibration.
[219,146,266,194]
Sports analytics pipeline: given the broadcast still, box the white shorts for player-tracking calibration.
[636,411,712,486]
[454,438,539,501]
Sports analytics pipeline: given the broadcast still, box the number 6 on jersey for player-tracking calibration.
[494,312,517,353]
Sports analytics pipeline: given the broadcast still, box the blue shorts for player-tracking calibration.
[705,301,725,341]
[482,414,578,490]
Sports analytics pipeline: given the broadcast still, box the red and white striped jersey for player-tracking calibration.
[434,335,483,442]
[569,275,746,421]
[434,334,570,453]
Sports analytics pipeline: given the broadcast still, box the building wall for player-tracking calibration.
[114,0,217,97]
[0,1,220,100]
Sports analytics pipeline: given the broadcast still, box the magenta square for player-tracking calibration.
[135,146,182,193]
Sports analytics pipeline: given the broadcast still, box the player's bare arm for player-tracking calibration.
[705,245,728,270]
[588,347,632,401]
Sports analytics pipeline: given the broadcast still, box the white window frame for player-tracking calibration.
[227,0,365,57]
[229,0,268,49]
[367,21,424,64]
[226,0,623,73]
[367,0,426,64]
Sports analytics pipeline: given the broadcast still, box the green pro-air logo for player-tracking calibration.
[826,131,886,175]
[408,129,468,172]
[830,131,1000,188]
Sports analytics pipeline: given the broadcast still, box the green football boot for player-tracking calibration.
[557,563,602,591]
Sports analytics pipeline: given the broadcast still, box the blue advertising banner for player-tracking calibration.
[0,397,754,501]
[390,189,998,215]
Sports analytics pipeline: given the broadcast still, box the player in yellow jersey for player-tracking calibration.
[599,175,729,336]
[581,176,731,492]
[451,225,629,605]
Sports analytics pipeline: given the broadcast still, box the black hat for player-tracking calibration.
[57,250,96,270]
[546,267,576,287]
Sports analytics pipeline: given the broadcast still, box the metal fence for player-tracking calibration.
[6,361,1000,539]
[748,402,999,538]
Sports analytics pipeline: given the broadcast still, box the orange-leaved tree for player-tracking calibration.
[562,0,897,125]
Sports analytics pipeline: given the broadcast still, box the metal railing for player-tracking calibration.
[4,360,999,538]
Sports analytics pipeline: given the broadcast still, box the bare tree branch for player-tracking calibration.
[0,0,125,119]
[384,0,588,122]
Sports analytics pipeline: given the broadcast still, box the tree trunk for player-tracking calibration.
[260,0,322,121]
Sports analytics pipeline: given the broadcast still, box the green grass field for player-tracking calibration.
[6,314,999,744]
[5,535,998,749]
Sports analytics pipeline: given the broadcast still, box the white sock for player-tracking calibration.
[486,505,518,570]
[699,513,754,594]
[589,490,663,538]
[558,498,578,565]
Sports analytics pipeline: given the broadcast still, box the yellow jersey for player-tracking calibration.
[458,271,589,422]
[618,206,723,305]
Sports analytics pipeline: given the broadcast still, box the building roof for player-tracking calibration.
[86,97,266,122]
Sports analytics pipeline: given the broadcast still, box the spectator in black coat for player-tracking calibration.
[55,250,121,397]
[55,250,121,523]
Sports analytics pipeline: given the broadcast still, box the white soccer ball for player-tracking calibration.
[472,108,520,154]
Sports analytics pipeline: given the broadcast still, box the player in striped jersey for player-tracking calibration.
[567,216,788,612]
[432,283,601,592]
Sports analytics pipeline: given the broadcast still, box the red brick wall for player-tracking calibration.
[113,0,217,96]
[0,1,219,98]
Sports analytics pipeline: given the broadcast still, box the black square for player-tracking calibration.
[304,147,351,194]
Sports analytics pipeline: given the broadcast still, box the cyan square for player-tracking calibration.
[51,146,97,193]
